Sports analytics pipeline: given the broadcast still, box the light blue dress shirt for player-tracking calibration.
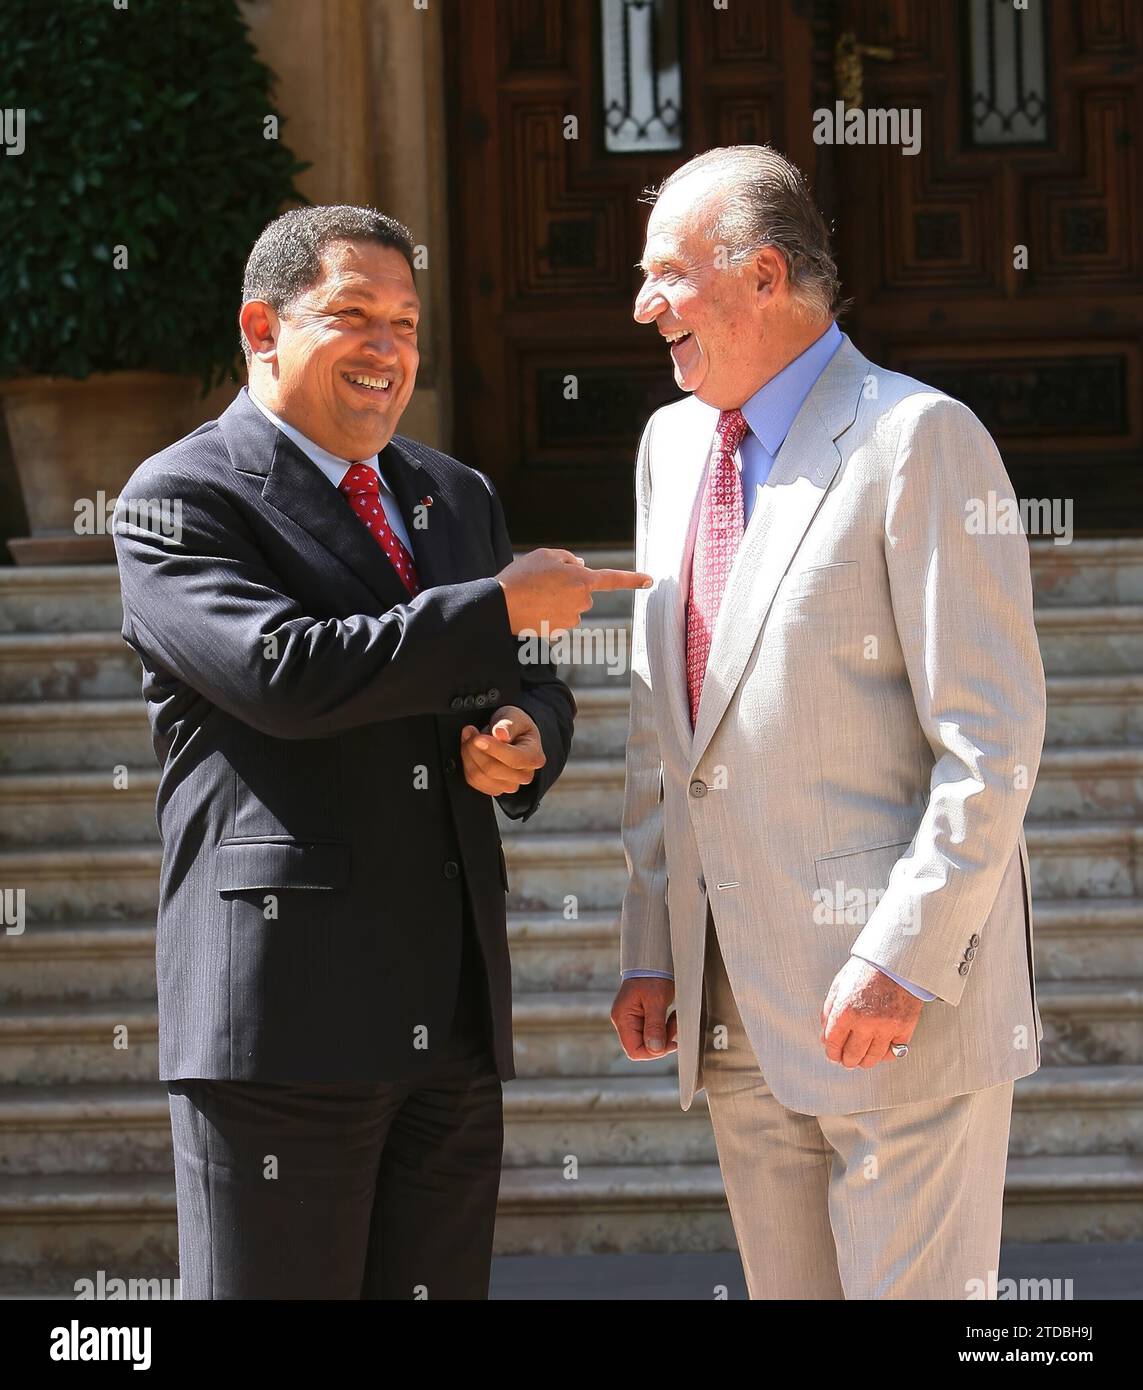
[246,387,415,554]
[623,322,935,1004]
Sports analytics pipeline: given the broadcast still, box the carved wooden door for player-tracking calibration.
[446,0,1140,539]
[444,0,817,541]
[827,0,1142,532]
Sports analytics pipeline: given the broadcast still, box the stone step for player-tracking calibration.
[5,1062,1140,1178]
[508,911,620,993]
[0,1084,175,1176]
[496,1153,1143,1252]
[0,700,152,773]
[0,991,676,1085]
[504,833,629,913]
[567,676,1143,761]
[0,1000,159,1084]
[1044,674,1143,747]
[0,539,1140,635]
[1024,821,1143,899]
[0,845,160,922]
[0,770,161,846]
[0,921,159,1003]
[579,538,1143,612]
[3,673,1137,786]
[0,604,1136,720]
[0,1150,1139,1272]
[0,745,1138,850]
[1030,746,1143,821]
[1037,980,1143,1066]
[1002,1154,1143,1243]
[0,633,139,702]
[2,980,1112,1088]
[0,912,624,1003]
[553,606,1143,688]
[4,892,1143,1010]
[1027,538,1143,608]
[1034,605,1143,675]
[0,1172,178,1275]
[1032,898,1143,980]
[0,822,1137,930]
[1011,1066,1143,1158]
[0,566,125,634]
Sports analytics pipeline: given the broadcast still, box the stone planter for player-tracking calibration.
[0,372,200,564]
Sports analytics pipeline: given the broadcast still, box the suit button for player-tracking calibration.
[488,688,500,702]
[475,694,487,707]
[965,946,977,961]
[444,861,460,880]
[689,780,707,799]
[450,697,464,711]
[463,695,476,709]
[445,756,458,774]
[958,962,970,976]
[969,934,980,948]
[697,874,706,893]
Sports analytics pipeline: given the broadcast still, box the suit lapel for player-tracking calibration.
[218,390,436,611]
[380,438,454,589]
[689,338,869,772]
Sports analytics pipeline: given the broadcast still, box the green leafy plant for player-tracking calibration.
[0,0,308,386]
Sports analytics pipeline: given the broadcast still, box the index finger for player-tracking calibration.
[583,567,654,592]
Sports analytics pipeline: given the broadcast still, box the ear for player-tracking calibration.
[239,299,281,364]
[753,245,787,305]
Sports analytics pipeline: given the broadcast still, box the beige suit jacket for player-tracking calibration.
[619,334,1046,1115]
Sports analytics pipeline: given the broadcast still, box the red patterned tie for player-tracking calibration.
[338,462,421,597]
[686,408,749,727]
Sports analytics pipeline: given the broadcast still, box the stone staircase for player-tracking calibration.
[1,539,1142,1291]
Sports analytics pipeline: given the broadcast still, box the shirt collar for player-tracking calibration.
[246,386,383,491]
[739,320,844,458]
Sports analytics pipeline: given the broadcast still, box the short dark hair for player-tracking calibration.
[239,204,416,359]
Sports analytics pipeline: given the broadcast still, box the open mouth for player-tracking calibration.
[663,329,692,350]
[342,371,394,398]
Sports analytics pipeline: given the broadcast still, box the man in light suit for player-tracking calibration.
[610,147,1046,1299]
[113,205,648,1298]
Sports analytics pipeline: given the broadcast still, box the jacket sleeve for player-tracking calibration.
[112,465,525,741]
[849,395,1047,1003]
[478,473,576,823]
[618,416,673,976]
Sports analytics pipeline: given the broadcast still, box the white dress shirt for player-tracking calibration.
[246,387,415,554]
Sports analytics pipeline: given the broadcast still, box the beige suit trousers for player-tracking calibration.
[700,916,1014,1300]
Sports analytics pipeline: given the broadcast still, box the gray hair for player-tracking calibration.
[240,205,416,360]
[644,145,845,319]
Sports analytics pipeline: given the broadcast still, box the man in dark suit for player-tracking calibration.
[112,205,649,1299]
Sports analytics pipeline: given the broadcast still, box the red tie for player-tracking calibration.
[686,408,748,727]
[338,462,421,597]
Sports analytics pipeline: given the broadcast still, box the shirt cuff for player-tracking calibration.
[852,954,935,1001]
[621,969,675,981]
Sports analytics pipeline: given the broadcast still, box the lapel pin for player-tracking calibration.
[421,495,433,507]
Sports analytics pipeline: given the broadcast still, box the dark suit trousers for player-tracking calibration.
[167,913,503,1299]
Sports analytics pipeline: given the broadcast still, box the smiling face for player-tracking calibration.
[242,238,420,460]
[633,174,784,409]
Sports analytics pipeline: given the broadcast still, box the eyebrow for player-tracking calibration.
[325,290,421,311]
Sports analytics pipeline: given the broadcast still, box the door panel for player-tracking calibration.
[829,0,1142,531]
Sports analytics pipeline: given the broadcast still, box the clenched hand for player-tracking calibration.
[820,956,923,1069]
[460,705,546,797]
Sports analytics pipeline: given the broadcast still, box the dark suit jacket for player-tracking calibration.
[112,387,574,1082]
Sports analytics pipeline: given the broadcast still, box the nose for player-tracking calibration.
[633,276,664,325]
[362,325,399,364]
